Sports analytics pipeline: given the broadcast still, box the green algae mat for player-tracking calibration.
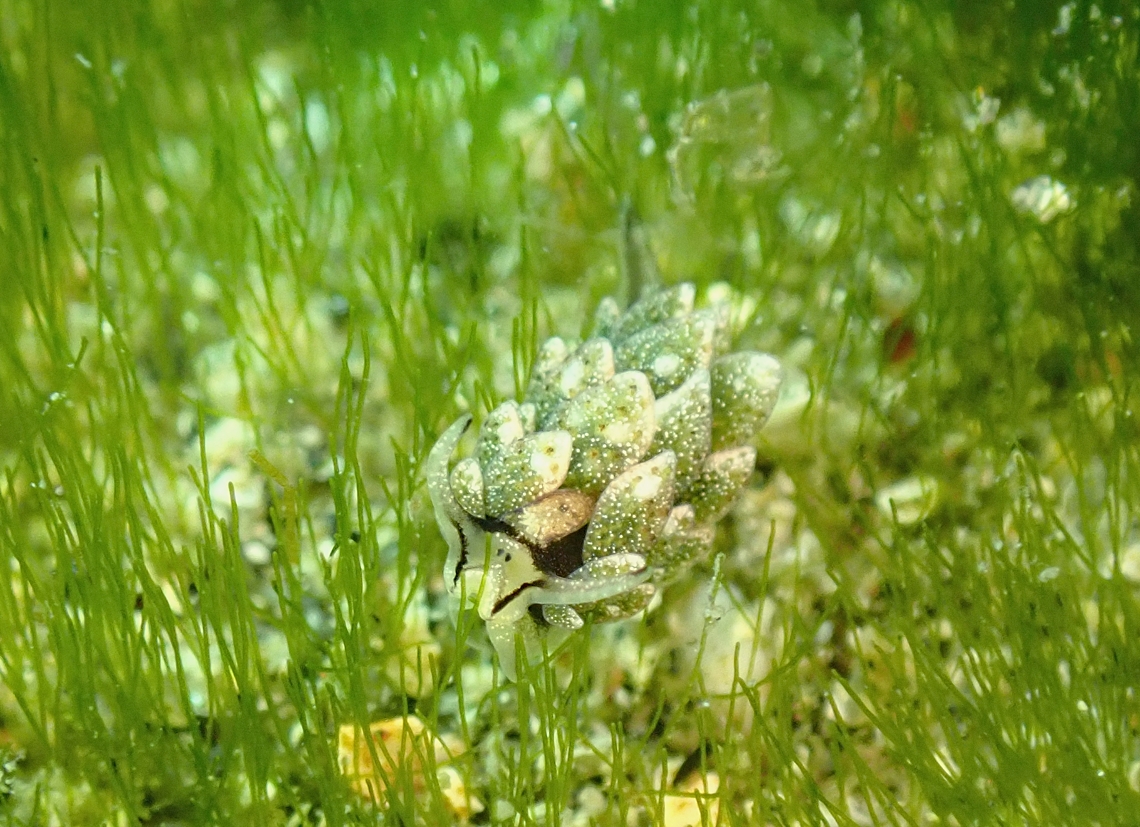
[1,1,1138,824]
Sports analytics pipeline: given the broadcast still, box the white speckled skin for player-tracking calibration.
[427,283,782,680]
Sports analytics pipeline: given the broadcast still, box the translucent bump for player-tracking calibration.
[574,583,656,624]
[558,371,656,494]
[476,401,524,467]
[583,451,676,561]
[532,336,570,377]
[609,282,695,342]
[556,339,615,402]
[687,446,756,523]
[572,551,648,582]
[613,311,717,395]
[482,430,573,516]
[450,457,485,517]
[529,338,615,428]
[710,352,782,451]
[542,604,585,630]
[649,368,712,489]
[518,402,537,434]
[592,296,623,340]
[504,489,595,547]
[524,338,568,432]
[535,553,650,606]
[649,504,715,575]
[706,301,735,359]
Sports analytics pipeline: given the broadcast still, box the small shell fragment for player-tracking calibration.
[662,771,720,827]
[1011,175,1074,223]
[337,716,482,820]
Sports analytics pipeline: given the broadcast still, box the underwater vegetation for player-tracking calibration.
[1,0,1139,824]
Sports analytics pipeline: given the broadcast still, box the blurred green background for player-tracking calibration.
[1,0,1138,824]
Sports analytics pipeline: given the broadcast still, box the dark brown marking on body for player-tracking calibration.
[492,579,545,615]
[531,524,588,579]
[451,522,470,587]
[473,514,587,579]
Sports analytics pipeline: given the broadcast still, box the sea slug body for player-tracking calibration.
[427,283,782,679]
